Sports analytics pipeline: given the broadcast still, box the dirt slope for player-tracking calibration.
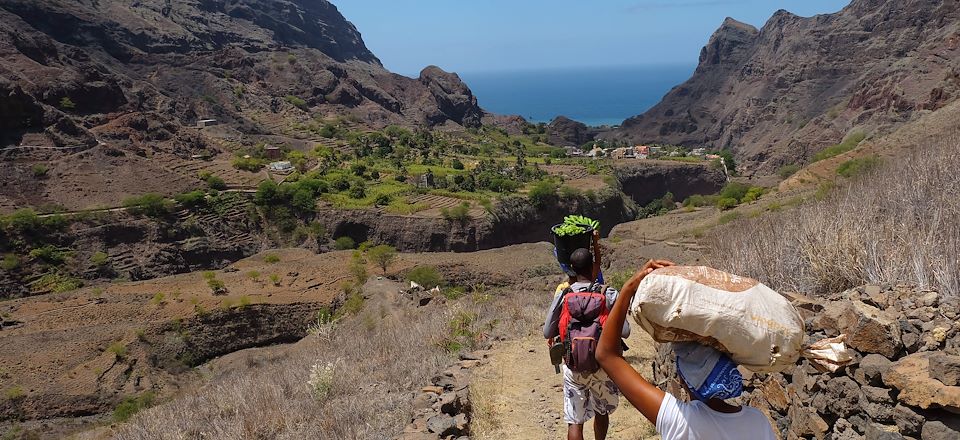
[471,333,661,440]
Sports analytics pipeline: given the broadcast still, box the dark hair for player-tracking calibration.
[570,248,593,278]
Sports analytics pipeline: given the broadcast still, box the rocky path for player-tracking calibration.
[471,332,662,440]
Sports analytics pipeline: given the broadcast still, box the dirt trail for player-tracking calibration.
[472,331,662,440]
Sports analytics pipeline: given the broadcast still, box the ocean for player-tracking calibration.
[460,64,695,128]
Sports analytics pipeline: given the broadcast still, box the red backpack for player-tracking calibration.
[558,283,609,373]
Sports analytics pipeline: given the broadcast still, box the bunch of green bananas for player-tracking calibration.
[552,215,600,237]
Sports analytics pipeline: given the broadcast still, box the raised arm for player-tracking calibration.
[596,259,674,425]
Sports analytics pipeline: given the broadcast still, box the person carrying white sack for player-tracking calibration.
[596,260,777,440]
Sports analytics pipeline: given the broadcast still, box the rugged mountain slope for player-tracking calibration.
[0,0,483,210]
[611,0,960,173]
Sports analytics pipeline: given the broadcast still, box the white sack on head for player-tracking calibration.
[629,266,804,373]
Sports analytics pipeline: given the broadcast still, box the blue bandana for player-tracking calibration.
[674,343,743,401]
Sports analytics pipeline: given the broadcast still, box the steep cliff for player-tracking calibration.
[0,0,483,150]
[611,0,960,173]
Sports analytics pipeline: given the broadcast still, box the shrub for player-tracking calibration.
[247,271,261,281]
[2,254,20,271]
[777,164,801,179]
[34,272,83,293]
[308,362,336,402]
[407,266,443,288]
[233,157,265,172]
[374,193,392,206]
[837,155,881,178]
[334,237,356,250]
[348,181,366,199]
[269,273,281,287]
[716,197,738,210]
[123,194,173,217]
[451,159,465,170]
[59,97,76,110]
[340,284,365,316]
[174,190,207,208]
[4,386,25,401]
[29,245,69,265]
[107,342,128,360]
[441,202,471,221]
[6,208,40,233]
[205,175,227,190]
[285,95,308,111]
[740,187,766,204]
[349,251,368,285]
[719,182,750,202]
[31,164,49,179]
[367,244,397,274]
[207,278,226,295]
[151,292,166,306]
[113,392,156,423]
[528,180,558,208]
[263,254,280,263]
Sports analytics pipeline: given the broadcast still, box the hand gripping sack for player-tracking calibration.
[629,266,803,372]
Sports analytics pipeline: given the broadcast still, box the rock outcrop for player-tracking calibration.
[547,116,592,147]
[399,352,486,440]
[0,0,484,148]
[614,160,727,206]
[611,0,960,173]
[653,285,960,439]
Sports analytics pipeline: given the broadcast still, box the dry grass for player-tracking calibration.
[110,277,551,440]
[706,133,960,300]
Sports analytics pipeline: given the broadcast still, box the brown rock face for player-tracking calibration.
[610,0,960,173]
[814,300,903,358]
[0,0,485,149]
[882,352,960,413]
[547,116,592,147]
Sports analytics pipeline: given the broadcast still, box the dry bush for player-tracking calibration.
[112,279,553,440]
[706,133,960,300]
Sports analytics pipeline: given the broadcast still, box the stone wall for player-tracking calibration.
[654,286,960,439]
[398,352,488,440]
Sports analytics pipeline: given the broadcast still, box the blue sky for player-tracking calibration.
[335,1,851,76]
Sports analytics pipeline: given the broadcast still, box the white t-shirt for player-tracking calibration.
[656,393,777,440]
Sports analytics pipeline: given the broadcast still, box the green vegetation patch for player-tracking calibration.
[837,155,881,178]
[812,132,866,162]
[113,391,156,423]
[407,266,443,288]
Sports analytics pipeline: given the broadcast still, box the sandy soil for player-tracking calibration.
[471,333,661,440]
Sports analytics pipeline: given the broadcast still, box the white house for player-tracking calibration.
[268,161,294,174]
[196,119,218,128]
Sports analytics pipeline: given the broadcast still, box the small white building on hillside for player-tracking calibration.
[268,161,294,174]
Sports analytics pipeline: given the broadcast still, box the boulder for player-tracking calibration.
[812,376,860,417]
[760,376,790,412]
[864,423,905,440]
[859,354,893,386]
[862,386,895,404]
[814,300,902,358]
[426,414,458,436]
[929,354,960,386]
[882,352,960,413]
[892,404,924,437]
[921,421,960,440]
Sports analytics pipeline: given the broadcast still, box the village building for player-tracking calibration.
[264,144,282,159]
[196,119,217,128]
[268,161,294,174]
[611,147,636,160]
[690,147,708,157]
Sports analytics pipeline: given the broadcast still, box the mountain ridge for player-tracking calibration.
[609,0,960,173]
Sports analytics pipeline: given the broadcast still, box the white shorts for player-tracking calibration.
[562,365,620,425]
